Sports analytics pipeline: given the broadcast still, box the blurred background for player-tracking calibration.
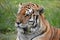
[0,0,60,40]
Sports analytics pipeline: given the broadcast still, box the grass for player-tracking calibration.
[0,33,16,40]
[0,0,60,40]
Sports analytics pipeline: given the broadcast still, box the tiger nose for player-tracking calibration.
[16,22,21,25]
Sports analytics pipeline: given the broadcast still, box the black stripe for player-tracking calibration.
[31,26,47,40]
[36,15,38,23]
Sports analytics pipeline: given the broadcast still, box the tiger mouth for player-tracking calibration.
[15,21,39,34]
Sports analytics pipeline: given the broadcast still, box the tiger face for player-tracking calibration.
[15,3,44,34]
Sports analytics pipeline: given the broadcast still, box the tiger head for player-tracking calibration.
[15,3,44,34]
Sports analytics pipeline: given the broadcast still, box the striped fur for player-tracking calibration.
[15,3,60,40]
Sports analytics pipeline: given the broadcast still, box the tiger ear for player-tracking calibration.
[18,3,22,8]
[38,7,44,15]
[17,3,22,14]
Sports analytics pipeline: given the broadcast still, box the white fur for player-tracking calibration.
[28,8,32,13]
[29,16,33,21]
[26,8,33,14]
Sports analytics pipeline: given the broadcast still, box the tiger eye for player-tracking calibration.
[24,14,29,17]
[25,14,29,16]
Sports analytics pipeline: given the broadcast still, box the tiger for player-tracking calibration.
[15,3,60,40]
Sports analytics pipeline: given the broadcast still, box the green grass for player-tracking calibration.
[0,0,60,40]
[0,33,16,40]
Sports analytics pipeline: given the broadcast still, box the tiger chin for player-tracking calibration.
[15,3,60,40]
